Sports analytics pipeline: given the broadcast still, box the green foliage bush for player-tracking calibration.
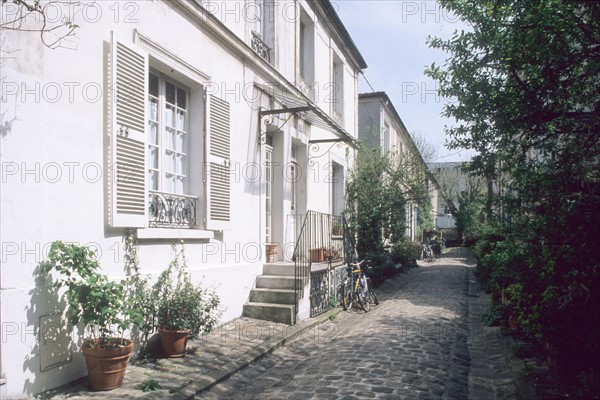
[427,0,600,393]
[364,251,395,286]
[390,240,421,268]
[152,244,223,337]
[40,241,143,347]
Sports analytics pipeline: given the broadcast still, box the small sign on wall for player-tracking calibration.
[40,315,72,371]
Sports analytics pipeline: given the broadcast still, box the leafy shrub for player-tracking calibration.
[363,251,395,286]
[152,244,223,337]
[390,240,421,268]
[40,241,143,347]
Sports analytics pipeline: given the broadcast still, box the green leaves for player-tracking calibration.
[434,2,600,391]
[41,241,142,344]
[151,244,223,336]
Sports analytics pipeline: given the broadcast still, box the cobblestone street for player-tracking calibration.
[197,256,518,400]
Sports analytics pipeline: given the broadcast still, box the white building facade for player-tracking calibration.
[0,0,366,397]
[358,92,439,241]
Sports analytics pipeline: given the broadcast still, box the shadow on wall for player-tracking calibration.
[23,264,78,396]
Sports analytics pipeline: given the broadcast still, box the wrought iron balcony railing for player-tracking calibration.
[251,31,270,62]
[148,191,197,228]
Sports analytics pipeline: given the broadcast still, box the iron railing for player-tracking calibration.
[148,191,197,228]
[251,31,270,62]
[292,211,349,319]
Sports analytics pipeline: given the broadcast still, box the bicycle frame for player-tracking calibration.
[341,260,375,312]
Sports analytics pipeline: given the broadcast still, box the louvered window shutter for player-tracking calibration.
[108,35,148,228]
[205,94,231,230]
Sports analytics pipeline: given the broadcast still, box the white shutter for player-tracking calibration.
[108,34,148,228]
[205,94,231,230]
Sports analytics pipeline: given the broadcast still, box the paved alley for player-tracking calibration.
[197,257,518,400]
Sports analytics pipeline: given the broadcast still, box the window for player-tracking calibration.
[298,12,314,83]
[250,0,272,62]
[332,54,344,116]
[251,0,264,37]
[291,146,297,212]
[299,19,306,78]
[265,135,273,243]
[383,122,390,154]
[148,72,189,195]
[107,36,231,232]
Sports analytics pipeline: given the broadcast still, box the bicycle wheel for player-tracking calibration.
[341,280,353,311]
[356,290,369,312]
[366,278,379,305]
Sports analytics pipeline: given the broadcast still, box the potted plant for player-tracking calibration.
[265,243,278,263]
[324,246,340,261]
[310,247,326,263]
[152,243,223,357]
[40,241,143,391]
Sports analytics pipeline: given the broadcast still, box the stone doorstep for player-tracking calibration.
[37,311,340,400]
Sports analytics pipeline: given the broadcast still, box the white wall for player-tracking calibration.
[1,1,361,397]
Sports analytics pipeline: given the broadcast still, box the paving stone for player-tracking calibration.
[41,257,522,400]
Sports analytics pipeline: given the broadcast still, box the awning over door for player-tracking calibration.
[255,83,356,147]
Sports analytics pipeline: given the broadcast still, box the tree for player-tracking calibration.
[346,144,431,255]
[431,161,485,242]
[1,0,79,50]
[426,0,600,393]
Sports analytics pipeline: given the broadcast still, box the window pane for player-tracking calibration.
[163,174,174,193]
[176,132,185,153]
[149,73,159,97]
[176,154,186,175]
[176,176,185,194]
[166,81,175,105]
[299,21,305,77]
[165,127,176,150]
[149,121,158,145]
[149,170,158,191]
[148,97,158,120]
[165,104,175,128]
[177,109,186,131]
[163,151,175,174]
[177,87,186,110]
[149,146,159,169]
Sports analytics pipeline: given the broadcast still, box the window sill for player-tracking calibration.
[137,228,214,240]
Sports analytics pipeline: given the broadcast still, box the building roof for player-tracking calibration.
[359,92,409,137]
[313,0,368,70]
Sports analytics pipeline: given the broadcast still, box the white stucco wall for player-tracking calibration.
[1,1,362,397]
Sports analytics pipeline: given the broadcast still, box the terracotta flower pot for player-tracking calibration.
[160,328,190,358]
[310,248,325,262]
[82,338,134,391]
[265,244,278,263]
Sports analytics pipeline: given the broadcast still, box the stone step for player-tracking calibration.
[249,288,296,304]
[262,263,295,276]
[242,302,295,325]
[256,275,303,290]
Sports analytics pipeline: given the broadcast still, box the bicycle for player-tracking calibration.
[341,260,379,312]
[422,243,434,262]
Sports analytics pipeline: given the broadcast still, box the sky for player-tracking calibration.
[334,1,476,162]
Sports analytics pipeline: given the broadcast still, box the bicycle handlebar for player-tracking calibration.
[346,259,371,273]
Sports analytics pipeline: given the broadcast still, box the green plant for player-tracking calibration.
[137,375,161,392]
[331,220,344,236]
[40,241,142,348]
[390,240,421,268]
[152,243,223,337]
[363,251,395,286]
[123,229,155,337]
